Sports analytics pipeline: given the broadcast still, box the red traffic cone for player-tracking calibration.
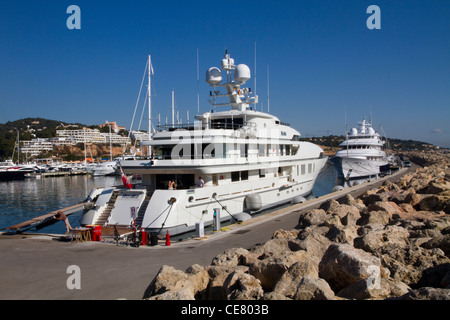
[165,230,171,246]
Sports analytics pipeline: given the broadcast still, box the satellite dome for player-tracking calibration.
[234,64,251,83]
[206,67,222,85]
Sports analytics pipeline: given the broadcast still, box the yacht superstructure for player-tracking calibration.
[81,52,327,235]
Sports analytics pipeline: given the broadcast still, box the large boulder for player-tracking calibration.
[389,188,421,206]
[318,243,383,292]
[297,209,327,228]
[289,227,332,261]
[394,287,450,300]
[223,269,264,300]
[377,244,450,286]
[211,247,255,267]
[421,235,450,257]
[367,201,404,216]
[144,264,209,300]
[206,265,249,300]
[293,276,336,300]
[272,254,320,298]
[415,194,449,212]
[354,225,410,254]
[248,250,308,291]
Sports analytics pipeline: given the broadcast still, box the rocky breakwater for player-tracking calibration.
[144,152,450,300]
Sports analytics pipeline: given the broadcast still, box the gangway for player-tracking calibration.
[5,202,93,233]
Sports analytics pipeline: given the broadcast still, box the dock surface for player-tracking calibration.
[0,165,414,300]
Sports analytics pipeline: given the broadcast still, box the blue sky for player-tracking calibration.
[0,0,449,147]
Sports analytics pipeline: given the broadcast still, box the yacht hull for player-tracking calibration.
[330,156,388,179]
[81,157,327,236]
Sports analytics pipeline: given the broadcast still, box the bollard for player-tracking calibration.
[213,208,221,231]
[141,229,147,246]
[195,221,204,237]
[165,230,171,246]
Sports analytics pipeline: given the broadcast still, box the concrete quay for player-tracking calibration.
[0,166,415,300]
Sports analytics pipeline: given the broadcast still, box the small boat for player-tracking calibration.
[90,159,119,176]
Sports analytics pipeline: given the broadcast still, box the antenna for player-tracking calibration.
[197,48,200,114]
[267,64,270,113]
[254,41,257,111]
[171,89,175,127]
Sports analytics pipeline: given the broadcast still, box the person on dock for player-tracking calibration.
[54,211,72,234]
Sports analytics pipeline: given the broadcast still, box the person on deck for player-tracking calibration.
[54,211,72,234]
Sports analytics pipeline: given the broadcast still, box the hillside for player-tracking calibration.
[0,118,110,161]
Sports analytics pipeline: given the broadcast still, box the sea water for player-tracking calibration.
[0,175,122,234]
[0,163,338,235]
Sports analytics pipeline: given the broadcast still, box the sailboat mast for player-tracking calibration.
[148,55,152,139]
[172,89,175,127]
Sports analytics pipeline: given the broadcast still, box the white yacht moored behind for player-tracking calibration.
[330,118,389,180]
[81,51,328,236]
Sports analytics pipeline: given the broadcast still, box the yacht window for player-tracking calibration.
[258,144,265,156]
[156,174,195,190]
[259,169,266,178]
[308,163,312,174]
[241,171,248,181]
[301,164,306,175]
[231,171,240,182]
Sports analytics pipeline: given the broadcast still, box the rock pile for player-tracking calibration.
[144,151,450,300]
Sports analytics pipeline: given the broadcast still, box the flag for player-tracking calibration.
[119,163,133,189]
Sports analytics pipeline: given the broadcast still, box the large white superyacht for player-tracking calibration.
[81,52,327,235]
[330,118,389,180]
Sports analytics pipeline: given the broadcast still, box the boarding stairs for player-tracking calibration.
[94,191,119,225]
[134,193,152,227]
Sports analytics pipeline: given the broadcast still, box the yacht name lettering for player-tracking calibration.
[281,131,286,136]
[181,304,215,317]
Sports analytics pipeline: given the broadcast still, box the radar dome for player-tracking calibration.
[368,127,375,135]
[206,67,222,85]
[234,64,251,83]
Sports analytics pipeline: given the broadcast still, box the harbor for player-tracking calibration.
[0,160,416,300]
[1,1,449,304]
